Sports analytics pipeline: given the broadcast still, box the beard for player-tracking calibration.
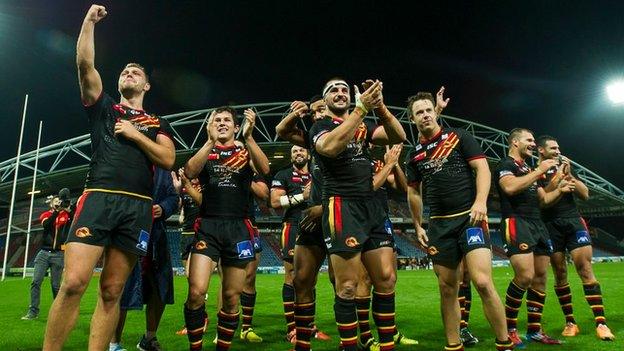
[293,158,308,169]
[327,102,349,115]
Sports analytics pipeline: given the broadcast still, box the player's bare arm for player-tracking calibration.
[275,101,309,147]
[373,145,402,191]
[358,80,406,144]
[407,183,428,248]
[499,158,558,196]
[185,112,217,178]
[113,120,175,169]
[77,4,106,105]
[468,157,491,225]
[243,109,271,176]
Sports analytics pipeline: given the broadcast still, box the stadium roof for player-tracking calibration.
[1,102,623,218]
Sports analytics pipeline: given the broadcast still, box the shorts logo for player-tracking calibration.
[519,243,529,251]
[253,236,261,250]
[576,230,591,244]
[288,249,295,256]
[236,240,254,259]
[428,246,439,255]
[384,219,393,235]
[345,236,360,248]
[195,240,207,250]
[136,230,150,253]
[379,240,392,247]
[466,227,485,245]
[75,227,92,238]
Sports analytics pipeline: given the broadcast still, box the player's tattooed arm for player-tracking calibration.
[77,5,106,106]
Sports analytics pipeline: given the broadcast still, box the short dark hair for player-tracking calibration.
[124,63,149,82]
[507,128,533,145]
[406,92,435,117]
[536,135,557,148]
[213,106,239,125]
[308,95,323,104]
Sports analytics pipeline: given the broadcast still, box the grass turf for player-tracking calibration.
[1,262,623,350]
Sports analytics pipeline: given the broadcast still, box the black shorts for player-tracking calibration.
[67,191,153,256]
[281,221,298,261]
[180,232,195,261]
[427,212,491,266]
[191,217,256,267]
[502,217,553,257]
[545,217,592,253]
[321,196,394,255]
[296,224,326,248]
[249,218,263,254]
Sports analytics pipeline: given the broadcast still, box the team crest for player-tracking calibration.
[519,243,529,251]
[428,246,439,255]
[195,240,207,250]
[75,227,92,238]
[345,236,360,248]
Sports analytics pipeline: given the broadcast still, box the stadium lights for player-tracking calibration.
[27,190,41,195]
[606,80,624,104]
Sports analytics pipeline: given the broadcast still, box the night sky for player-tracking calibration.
[1,0,624,189]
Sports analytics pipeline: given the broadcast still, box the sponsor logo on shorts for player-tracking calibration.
[75,227,92,238]
[519,243,529,251]
[466,227,485,245]
[384,218,393,235]
[379,240,392,247]
[136,230,150,253]
[576,230,591,244]
[428,246,439,255]
[345,236,359,248]
[547,239,554,253]
[195,240,207,250]
[324,237,332,249]
[236,240,254,259]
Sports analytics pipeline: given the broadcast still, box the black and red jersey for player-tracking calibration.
[84,93,174,198]
[309,116,378,199]
[405,128,485,216]
[538,166,580,220]
[495,156,542,219]
[271,165,311,222]
[39,209,72,251]
[198,143,253,218]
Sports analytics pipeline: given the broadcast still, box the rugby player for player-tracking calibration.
[309,78,405,351]
[183,107,269,350]
[496,128,570,347]
[406,91,512,351]
[536,135,614,341]
[43,5,175,350]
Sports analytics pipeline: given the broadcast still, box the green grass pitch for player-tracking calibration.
[1,262,622,350]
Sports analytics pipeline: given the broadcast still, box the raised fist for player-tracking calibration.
[85,5,107,23]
